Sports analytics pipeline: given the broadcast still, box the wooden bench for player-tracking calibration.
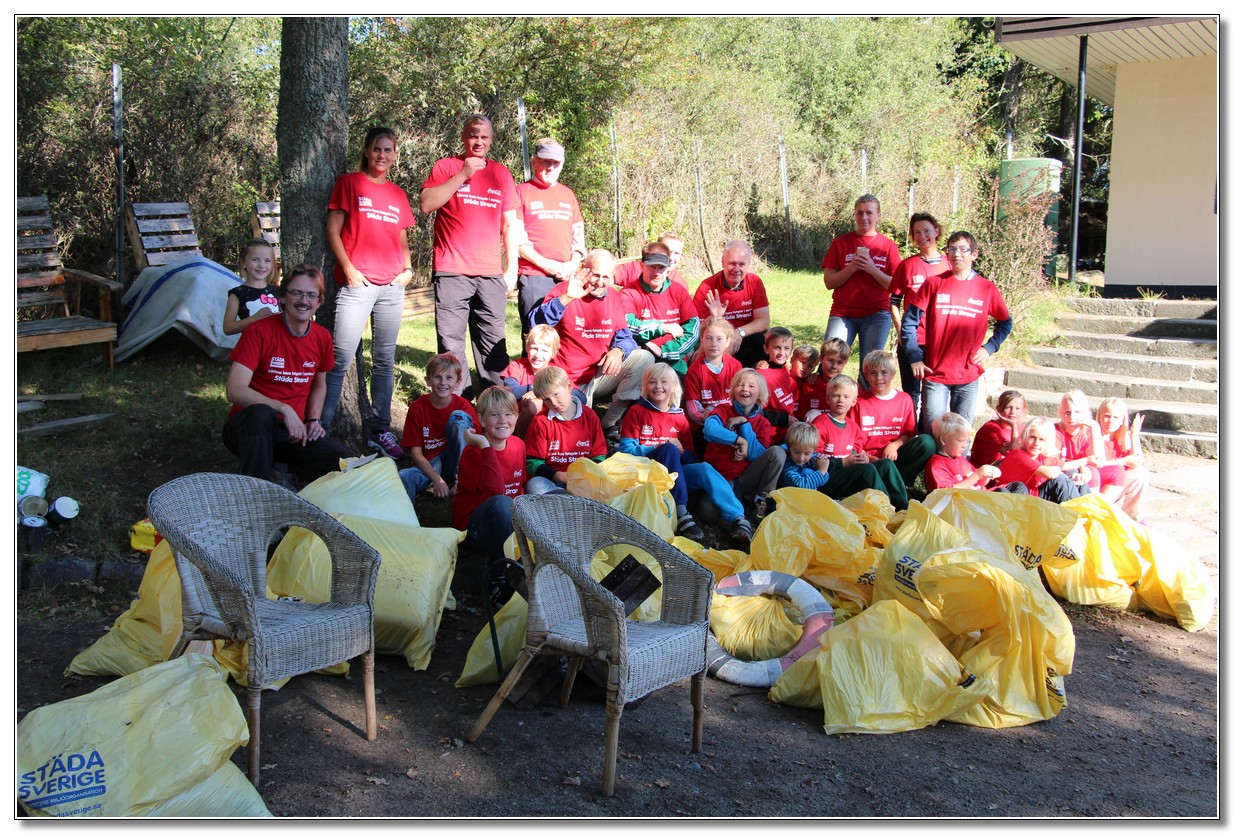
[124,201,201,272]
[17,196,123,370]
[250,200,282,281]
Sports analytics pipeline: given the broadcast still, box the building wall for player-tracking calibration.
[1106,54,1217,290]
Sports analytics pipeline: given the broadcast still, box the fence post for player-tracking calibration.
[610,120,621,254]
[517,96,530,182]
[778,135,791,262]
[695,140,712,275]
[112,63,126,286]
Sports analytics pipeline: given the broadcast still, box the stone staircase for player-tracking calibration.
[988,297,1218,458]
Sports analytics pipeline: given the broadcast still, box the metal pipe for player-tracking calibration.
[112,63,125,287]
[517,96,530,182]
[778,135,791,261]
[1069,34,1088,284]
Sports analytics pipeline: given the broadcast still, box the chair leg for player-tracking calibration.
[560,656,584,708]
[169,632,190,660]
[466,648,537,742]
[691,671,704,754]
[602,664,624,798]
[246,684,262,787]
[362,650,377,741]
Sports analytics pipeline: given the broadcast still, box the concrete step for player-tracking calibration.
[1028,347,1217,384]
[1056,331,1217,359]
[1066,297,1217,319]
[1138,429,1219,459]
[991,388,1218,435]
[1056,314,1218,339]
[1005,366,1217,405]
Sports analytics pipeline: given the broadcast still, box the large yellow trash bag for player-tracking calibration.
[918,561,1072,728]
[455,594,529,688]
[591,482,677,622]
[839,489,896,548]
[267,512,461,670]
[138,760,270,817]
[709,594,802,661]
[65,541,252,682]
[18,654,268,817]
[566,453,675,502]
[298,456,419,526]
[815,600,992,735]
[678,539,751,582]
[768,645,826,710]
[752,487,879,609]
[1048,494,1215,631]
[922,489,1080,575]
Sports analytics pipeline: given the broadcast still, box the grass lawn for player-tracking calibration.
[15,265,1060,568]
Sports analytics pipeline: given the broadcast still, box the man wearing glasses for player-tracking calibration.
[223,264,354,486]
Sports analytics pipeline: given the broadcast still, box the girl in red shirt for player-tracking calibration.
[1056,390,1124,492]
[971,389,1026,468]
[994,417,1087,503]
[1095,397,1151,523]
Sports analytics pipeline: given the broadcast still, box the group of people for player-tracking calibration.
[218,118,1151,605]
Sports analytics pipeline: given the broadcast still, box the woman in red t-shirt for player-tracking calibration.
[320,126,417,460]
[890,212,949,412]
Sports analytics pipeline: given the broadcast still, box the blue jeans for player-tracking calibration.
[525,476,566,495]
[398,410,473,500]
[920,379,981,438]
[466,494,514,569]
[684,462,745,524]
[825,310,892,390]
[321,281,406,433]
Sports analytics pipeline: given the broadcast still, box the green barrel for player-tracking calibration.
[998,158,1062,277]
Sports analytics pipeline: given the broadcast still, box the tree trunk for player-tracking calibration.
[277,18,371,449]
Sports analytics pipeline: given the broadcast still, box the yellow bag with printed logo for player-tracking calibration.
[839,489,896,548]
[922,489,1079,575]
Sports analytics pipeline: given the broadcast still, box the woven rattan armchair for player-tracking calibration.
[147,473,381,787]
[466,493,713,796]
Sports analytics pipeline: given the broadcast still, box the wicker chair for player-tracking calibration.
[147,473,382,787]
[466,493,713,796]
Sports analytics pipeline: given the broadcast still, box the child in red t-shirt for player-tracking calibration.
[454,386,527,607]
[684,316,744,457]
[925,412,1027,494]
[399,354,479,505]
[500,324,561,438]
[755,326,799,445]
[852,349,935,488]
[797,337,849,422]
[811,374,908,510]
[523,365,606,494]
[970,389,1026,469]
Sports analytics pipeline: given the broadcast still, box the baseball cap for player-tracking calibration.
[642,251,671,267]
[534,139,565,162]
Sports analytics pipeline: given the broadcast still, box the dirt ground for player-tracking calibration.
[15,452,1219,818]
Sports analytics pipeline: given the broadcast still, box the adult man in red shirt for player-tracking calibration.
[822,194,903,389]
[529,249,654,444]
[223,265,353,485]
[621,241,699,375]
[616,232,688,289]
[513,138,586,338]
[421,114,519,396]
[692,240,770,366]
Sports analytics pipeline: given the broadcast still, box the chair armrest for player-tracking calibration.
[62,268,124,293]
[283,512,381,607]
[610,535,713,626]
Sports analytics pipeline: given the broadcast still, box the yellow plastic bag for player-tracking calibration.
[709,594,802,662]
[565,452,676,502]
[455,594,529,688]
[677,539,751,583]
[18,654,268,817]
[815,600,991,734]
[752,487,879,610]
[918,560,1072,728]
[839,488,896,547]
[768,645,826,710]
[298,456,419,527]
[1048,494,1215,631]
[267,513,460,670]
[922,488,1080,575]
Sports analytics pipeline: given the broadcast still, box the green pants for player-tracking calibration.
[879,434,937,488]
[823,456,909,510]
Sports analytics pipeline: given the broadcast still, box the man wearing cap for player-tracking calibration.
[530,249,654,444]
[420,114,519,396]
[621,241,699,375]
[615,231,687,289]
[691,240,770,366]
[513,138,587,337]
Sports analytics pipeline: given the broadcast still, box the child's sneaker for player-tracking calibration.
[675,508,704,542]
[729,516,753,543]
[368,430,404,459]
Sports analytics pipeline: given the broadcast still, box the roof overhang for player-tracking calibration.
[995,17,1218,106]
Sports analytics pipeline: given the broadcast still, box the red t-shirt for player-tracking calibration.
[852,390,916,456]
[925,453,992,492]
[993,450,1051,495]
[759,366,798,417]
[811,413,867,458]
[1055,422,1098,461]
[821,231,902,318]
[499,357,538,388]
[452,438,526,530]
[795,375,829,421]
[400,393,479,457]
[543,283,625,386]
[227,315,334,420]
[620,402,695,454]
[423,156,517,276]
[524,403,606,472]
[515,180,582,276]
[615,261,686,290]
[906,272,1010,385]
[703,403,774,481]
[970,418,1015,469]
[891,254,948,342]
[327,172,416,285]
[684,354,744,417]
[691,272,769,330]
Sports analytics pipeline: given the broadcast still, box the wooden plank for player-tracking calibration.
[146,251,200,267]
[130,201,192,217]
[16,196,49,212]
[17,393,84,402]
[17,274,66,291]
[254,201,280,213]
[16,216,53,233]
[15,232,58,250]
[402,286,435,319]
[16,289,68,308]
[136,232,200,250]
[18,317,116,351]
[135,217,196,234]
[17,401,45,414]
[18,413,115,438]
[17,252,62,271]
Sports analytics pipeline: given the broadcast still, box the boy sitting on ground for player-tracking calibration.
[925,412,1028,494]
[852,349,936,488]
[500,324,562,438]
[399,353,478,505]
[810,374,909,511]
[797,337,849,423]
[523,365,607,495]
[754,326,799,445]
[777,421,831,492]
